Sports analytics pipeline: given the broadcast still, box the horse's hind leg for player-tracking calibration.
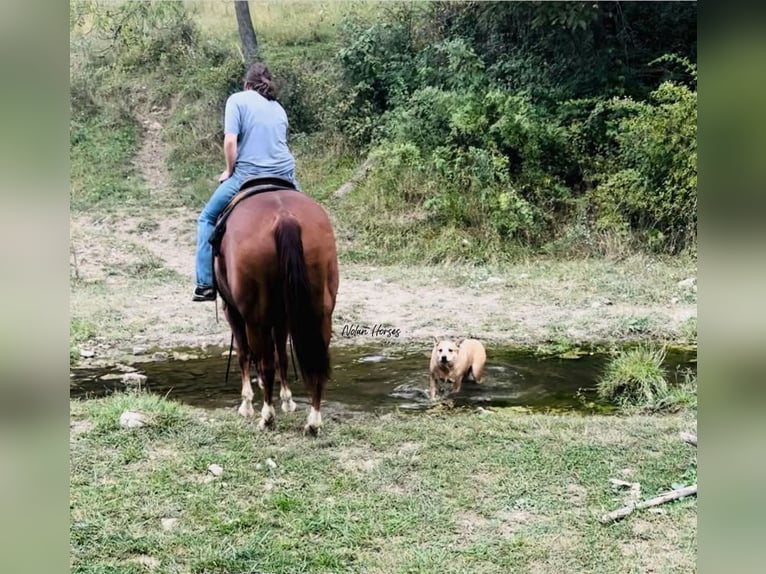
[247,325,277,431]
[304,311,332,435]
[275,328,296,413]
[225,306,255,418]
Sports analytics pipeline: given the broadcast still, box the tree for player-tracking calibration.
[234,1,258,66]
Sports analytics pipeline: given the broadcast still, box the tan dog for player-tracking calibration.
[429,337,486,400]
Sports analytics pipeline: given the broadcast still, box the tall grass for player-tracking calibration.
[598,345,669,408]
[598,345,697,411]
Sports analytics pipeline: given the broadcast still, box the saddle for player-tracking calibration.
[208,175,299,256]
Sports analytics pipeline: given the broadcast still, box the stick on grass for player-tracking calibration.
[600,484,697,524]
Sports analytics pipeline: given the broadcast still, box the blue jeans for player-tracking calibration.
[195,169,297,287]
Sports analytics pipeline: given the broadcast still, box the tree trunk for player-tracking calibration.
[234,1,258,66]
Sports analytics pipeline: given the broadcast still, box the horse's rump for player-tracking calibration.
[213,191,338,433]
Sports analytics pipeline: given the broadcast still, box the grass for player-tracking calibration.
[70,112,146,210]
[598,346,697,411]
[70,392,696,573]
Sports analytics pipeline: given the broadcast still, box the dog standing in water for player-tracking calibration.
[429,337,487,400]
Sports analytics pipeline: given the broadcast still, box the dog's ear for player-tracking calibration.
[455,338,465,347]
[432,336,439,345]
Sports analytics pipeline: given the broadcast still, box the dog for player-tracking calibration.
[429,337,486,400]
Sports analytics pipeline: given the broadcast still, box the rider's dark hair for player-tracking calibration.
[244,62,277,100]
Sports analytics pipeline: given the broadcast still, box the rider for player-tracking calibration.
[193,62,298,301]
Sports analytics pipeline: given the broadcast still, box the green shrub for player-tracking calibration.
[592,72,697,253]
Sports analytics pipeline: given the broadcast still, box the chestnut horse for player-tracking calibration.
[214,190,338,434]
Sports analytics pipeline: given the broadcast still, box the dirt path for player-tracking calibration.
[70,113,697,366]
[70,205,696,365]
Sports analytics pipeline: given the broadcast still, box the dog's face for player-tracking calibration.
[433,339,459,367]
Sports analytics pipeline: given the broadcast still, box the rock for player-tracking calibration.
[255,463,263,471]
[152,352,168,361]
[115,363,137,373]
[132,346,147,355]
[484,276,504,285]
[119,411,149,429]
[172,351,196,361]
[99,373,123,381]
[207,464,223,477]
[677,277,696,290]
[266,458,277,469]
[160,517,179,531]
[358,355,385,363]
[475,407,493,415]
[121,372,147,386]
[79,349,95,359]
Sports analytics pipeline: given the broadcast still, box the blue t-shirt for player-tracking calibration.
[224,90,295,176]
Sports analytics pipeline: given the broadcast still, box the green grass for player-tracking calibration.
[598,346,697,412]
[71,393,697,573]
[70,113,146,210]
[598,345,668,407]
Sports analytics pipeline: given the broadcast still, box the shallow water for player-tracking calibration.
[70,345,696,414]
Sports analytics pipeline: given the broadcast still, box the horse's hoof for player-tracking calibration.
[238,403,255,418]
[282,399,297,413]
[257,417,275,432]
[303,423,321,436]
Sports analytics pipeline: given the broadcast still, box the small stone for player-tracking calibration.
[79,349,95,358]
[255,463,263,470]
[160,517,179,531]
[677,277,696,289]
[207,464,223,477]
[671,296,680,304]
[99,373,123,381]
[484,276,504,285]
[132,346,147,355]
[266,458,277,469]
[119,411,149,429]
[121,372,147,386]
[115,363,137,373]
[475,406,493,415]
[152,352,168,361]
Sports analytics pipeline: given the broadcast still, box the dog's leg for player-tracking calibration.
[451,375,464,396]
[429,375,438,401]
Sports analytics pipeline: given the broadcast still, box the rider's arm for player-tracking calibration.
[223,133,237,174]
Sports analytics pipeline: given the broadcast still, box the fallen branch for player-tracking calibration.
[600,484,697,524]
[334,156,375,199]
[679,432,697,447]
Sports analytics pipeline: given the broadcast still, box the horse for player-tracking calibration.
[213,188,338,434]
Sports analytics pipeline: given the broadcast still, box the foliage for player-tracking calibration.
[331,3,697,258]
[69,0,697,259]
[591,78,697,253]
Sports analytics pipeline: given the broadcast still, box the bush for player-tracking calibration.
[591,74,697,253]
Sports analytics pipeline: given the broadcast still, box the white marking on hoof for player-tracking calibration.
[238,400,255,418]
[282,400,297,413]
[256,376,264,390]
[280,389,297,412]
[303,407,322,435]
[257,403,275,431]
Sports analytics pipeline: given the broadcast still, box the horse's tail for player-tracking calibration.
[274,216,330,381]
